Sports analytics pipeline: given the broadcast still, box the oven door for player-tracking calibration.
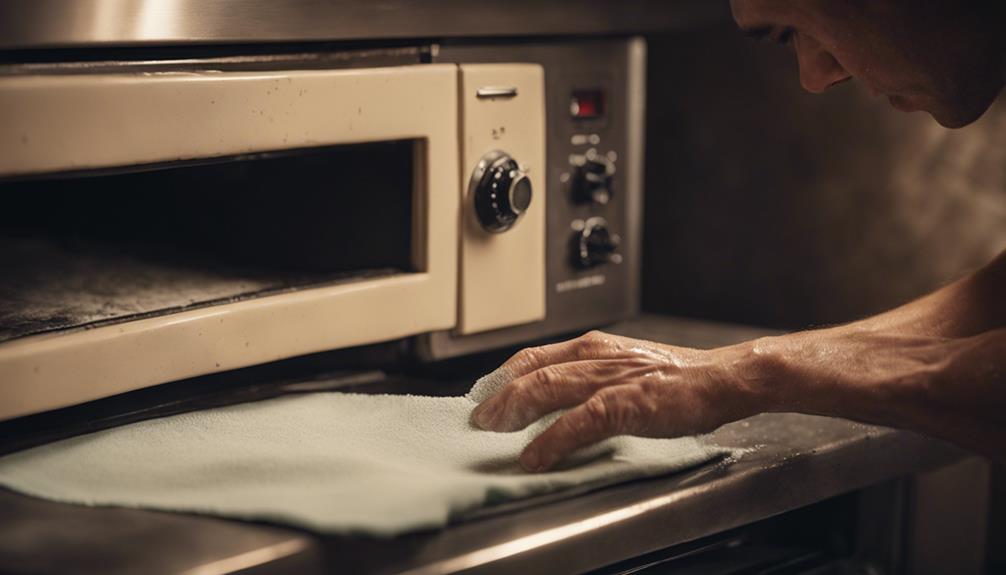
[0,65,459,419]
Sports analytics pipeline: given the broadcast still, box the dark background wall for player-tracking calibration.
[641,21,1006,573]
[642,24,1006,330]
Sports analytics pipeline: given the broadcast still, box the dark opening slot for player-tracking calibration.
[0,140,417,343]
[591,493,860,574]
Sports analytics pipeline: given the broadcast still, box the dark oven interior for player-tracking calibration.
[0,139,418,343]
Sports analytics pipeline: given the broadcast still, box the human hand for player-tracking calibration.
[471,331,768,472]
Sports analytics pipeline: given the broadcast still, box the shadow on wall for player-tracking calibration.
[641,23,1006,330]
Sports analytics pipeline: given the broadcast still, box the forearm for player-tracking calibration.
[734,249,1006,459]
[744,327,1006,456]
[854,247,1006,337]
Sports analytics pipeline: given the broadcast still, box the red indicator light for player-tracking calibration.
[570,90,605,119]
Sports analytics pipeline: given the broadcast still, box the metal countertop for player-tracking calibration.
[0,315,966,574]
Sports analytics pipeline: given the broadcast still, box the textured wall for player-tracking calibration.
[642,23,1006,330]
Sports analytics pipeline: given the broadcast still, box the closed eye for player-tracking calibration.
[743,26,795,46]
[776,28,794,45]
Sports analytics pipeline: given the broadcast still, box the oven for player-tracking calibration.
[0,40,644,420]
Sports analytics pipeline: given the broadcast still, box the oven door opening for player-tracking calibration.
[0,140,420,344]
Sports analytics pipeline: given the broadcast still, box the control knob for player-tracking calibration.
[470,150,533,233]
[572,217,622,269]
[571,148,616,205]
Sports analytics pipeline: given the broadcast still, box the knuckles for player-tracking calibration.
[531,366,563,402]
[583,392,617,432]
[511,346,545,372]
[578,330,607,350]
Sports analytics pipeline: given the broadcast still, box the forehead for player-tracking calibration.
[730,0,799,29]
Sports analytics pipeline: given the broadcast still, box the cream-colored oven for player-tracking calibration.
[0,61,548,419]
[0,39,645,422]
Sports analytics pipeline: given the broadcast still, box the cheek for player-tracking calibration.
[831,37,928,96]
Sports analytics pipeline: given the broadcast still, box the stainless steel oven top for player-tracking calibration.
[0,0,722,51]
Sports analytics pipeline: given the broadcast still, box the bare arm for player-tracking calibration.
[472,249,1006,471]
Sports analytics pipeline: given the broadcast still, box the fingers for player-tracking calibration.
[499,331,633,380]
[472,359,649,432]
[519,384,657,472]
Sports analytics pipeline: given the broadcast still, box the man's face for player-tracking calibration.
[730,0,1004,128]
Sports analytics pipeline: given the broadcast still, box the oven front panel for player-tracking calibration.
[423,38,645,358]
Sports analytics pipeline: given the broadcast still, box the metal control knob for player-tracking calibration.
[572,217,622,269]
[470,150,533,233]
[571,148,616,205]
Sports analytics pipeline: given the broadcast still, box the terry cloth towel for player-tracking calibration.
[0,369,727,536]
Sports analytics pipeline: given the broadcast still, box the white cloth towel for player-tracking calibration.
[0,370,726,536]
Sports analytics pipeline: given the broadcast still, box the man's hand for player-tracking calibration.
[471,257,1006,472]
[470,331,769,472]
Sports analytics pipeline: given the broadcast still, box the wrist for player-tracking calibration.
[735,327,945,428]
[705,337,791,420]
[722,330,860,418]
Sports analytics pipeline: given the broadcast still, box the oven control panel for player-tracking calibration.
[549,70,633,304]
[424,38,644,359]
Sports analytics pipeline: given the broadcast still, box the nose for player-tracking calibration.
[793,34,852,93]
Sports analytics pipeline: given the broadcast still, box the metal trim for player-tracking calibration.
[0,1,727,51]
